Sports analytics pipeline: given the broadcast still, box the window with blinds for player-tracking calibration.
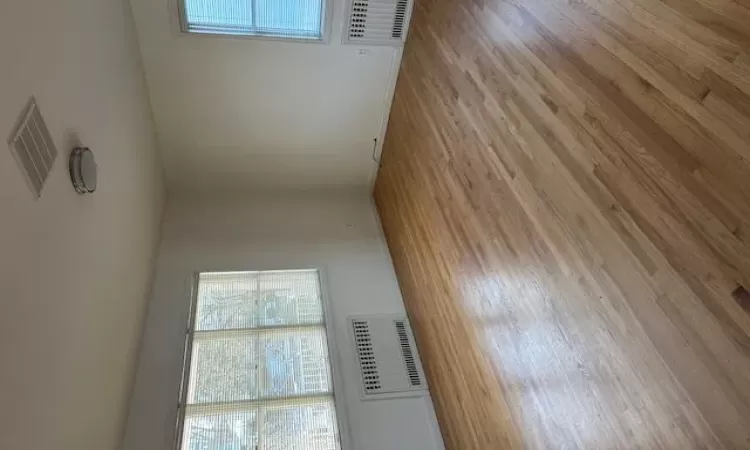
[178,270,341,450]
[181,0,326,40]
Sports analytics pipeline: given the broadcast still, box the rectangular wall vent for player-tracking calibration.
[7,98,57,198]
[344,0,413,46]
[351,315,427,399]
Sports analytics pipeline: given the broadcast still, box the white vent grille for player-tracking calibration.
[344,0,413,46]
[395,320,422,387]
[353,319,382,393]
[7,98,57,198]
[351,315,426,399]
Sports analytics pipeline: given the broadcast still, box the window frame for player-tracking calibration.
[174,268,352,450]
[175,0,333,43]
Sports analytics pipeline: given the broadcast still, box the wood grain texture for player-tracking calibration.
[373,0,750,448]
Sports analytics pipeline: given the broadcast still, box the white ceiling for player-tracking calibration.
[128,0,402,191]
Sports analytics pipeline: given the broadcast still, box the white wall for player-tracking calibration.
[128,0,402,190]
[0,0,165,449]
[123,191,445,450]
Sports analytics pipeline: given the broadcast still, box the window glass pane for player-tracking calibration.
[196,270,324,331]
[182,398,339,450]
[188,327,332,404]
[182,409,258,450]
[261,398,339,450]
[256,0,322,35]
[184,0,253,29]
[259,327,333,399]
[188,335,259,404]
[183,0,324,38]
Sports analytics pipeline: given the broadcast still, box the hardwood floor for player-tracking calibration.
[373,0,750,448]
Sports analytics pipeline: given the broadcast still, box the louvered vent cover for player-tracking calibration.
[7,98,57,198]
[344,0,413,46]
[351,315,427,399]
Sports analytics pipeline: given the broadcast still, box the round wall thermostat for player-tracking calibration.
[69,147,97,194]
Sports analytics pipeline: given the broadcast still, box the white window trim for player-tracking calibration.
[173,267,353,450]
[172,0,334,44]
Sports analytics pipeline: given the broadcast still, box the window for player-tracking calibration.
[178,270,342,450]
[181,0,326,40]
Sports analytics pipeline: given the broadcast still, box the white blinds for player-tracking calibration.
[180,270,341,450]
[183,0,325,39]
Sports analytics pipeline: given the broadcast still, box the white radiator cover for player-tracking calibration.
[344,0,414,46]
[350,315,428,400]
